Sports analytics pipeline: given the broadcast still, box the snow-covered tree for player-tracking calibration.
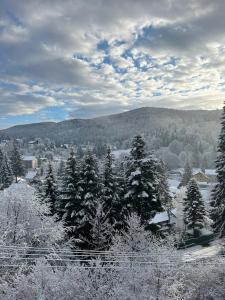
[57,159,65,178]
[178,160,192,188]
[210,104,225,237]
[173,187,186,239]
[57,151,82,237]
[78,151,100,248]
[39,162,58,216]
[0,150,13,190]
[156,160,173,211]
[125,135,162,224]
[0,182,64,246]
[84,202,113,250]
[10,142,25,182]
[183,179,206,236]
[111,214,151,253]
[102,147,127,231]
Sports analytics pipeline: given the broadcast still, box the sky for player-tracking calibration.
[1,0,225,128]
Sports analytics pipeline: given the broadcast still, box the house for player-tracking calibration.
[22,156,38,170]
[149,209,176,231]
[192,172,210,183]
[28,140,39,149]
[192,169,217,183]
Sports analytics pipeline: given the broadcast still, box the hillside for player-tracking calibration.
[0,107,221,148]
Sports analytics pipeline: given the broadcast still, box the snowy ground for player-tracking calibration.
[182,239,222,261]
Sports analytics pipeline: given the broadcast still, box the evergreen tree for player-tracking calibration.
[211,104,225,237]
[85,202,113,250]
[57,150,82,236]
[156,160,173,211]
[125,135,162,225]
[76,146,84,158]
[102,147,127,231]
[183,179,205,236]
[0,150,13,190]
[78,151,100,248]
[57,160,65,178]
[178,160,192,188]
[10,142,25,182]
[39,162,58,216]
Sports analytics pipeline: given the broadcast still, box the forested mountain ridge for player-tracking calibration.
[0,107,221,149]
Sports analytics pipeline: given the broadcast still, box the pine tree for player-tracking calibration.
[57,160,65,178]
[211,104,225,237]
[178,160,192,188]
[102,147,127,231]
[0,150,13,190]
[57,150,82,236]
[156,160,173,211]
[10,142,25,182]
[39,162,58,216]
[183,179,205,237]
[78,151,100,248]
[125,135,162,225]
[85,202,113,250]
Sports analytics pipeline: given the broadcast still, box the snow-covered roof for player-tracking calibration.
[149,209,176,224]
[192,168,216,176]
[22,156,37,161]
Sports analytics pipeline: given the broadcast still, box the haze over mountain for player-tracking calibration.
[0,107,221,148]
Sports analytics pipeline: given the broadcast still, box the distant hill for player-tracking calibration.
[0,107,222,148]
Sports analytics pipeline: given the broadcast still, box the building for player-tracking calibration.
[192,169,217,184]
[149,209,176,232]
[22,156,38,170]
[192,172,210,184]
[28,140,39,150]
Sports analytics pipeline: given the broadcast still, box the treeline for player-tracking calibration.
[0,107,220,168]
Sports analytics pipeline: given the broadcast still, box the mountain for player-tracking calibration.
[0,107,221,148]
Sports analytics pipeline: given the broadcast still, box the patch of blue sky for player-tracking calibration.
[97,39,109,53]
[0,80,18,91]
[5,10,23,26]
[153,91,162,96]
[0,107,68,129]
[164,57,178,66]
[134,25,156,46]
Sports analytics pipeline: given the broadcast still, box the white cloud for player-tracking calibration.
[0,0,225,121]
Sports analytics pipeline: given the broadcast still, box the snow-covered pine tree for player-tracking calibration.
[85,202,113,250]
[211,104,225,237]
[78,151,100,248]
[156,160,173,211]
[125,135,162,225]
[39,162,58,216]
[183,179,205,237]
[57,150,82,237]
[178,160,192,188]
[10,142,25,182]
[57,160,65,178]
[0,150,13,190]
[102,147,128,231]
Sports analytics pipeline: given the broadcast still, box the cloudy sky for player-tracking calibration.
[1,0,225,128]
